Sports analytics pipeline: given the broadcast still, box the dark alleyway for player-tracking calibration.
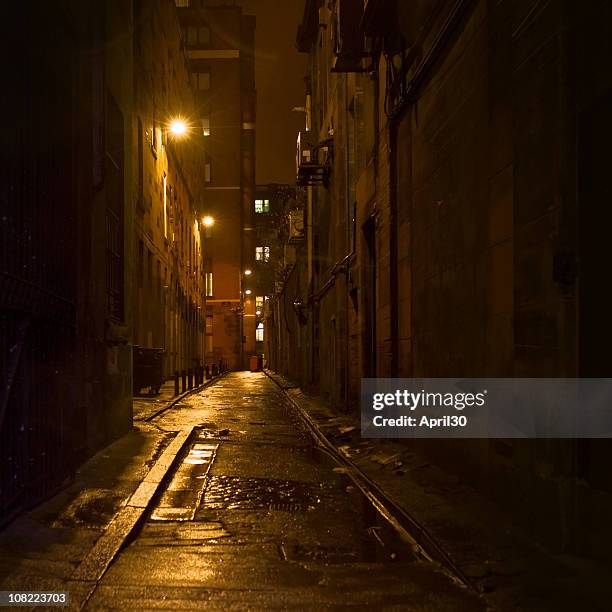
[86,373,482,609]
[4,1,612,609]
[0,373,488,610]
[1,373,611,610]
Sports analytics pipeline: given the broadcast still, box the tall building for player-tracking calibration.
[252,184,303,359]
[177,1,256,370]
[133,0,206,383]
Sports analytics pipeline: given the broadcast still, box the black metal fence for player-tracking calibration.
[0,10,83,526]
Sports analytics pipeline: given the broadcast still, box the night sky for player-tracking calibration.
[239,0,307,185]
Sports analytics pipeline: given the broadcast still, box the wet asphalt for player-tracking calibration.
[86,372,486,610]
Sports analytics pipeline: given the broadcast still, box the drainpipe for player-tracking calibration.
[345,76,351,412]
[305,87,316,387]
[306,92,312,131]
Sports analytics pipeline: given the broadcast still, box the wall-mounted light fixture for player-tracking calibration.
[169,118,188,137]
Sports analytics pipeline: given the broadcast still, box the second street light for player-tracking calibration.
[169,119,187,136]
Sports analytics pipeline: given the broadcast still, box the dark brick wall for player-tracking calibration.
[271,0,612,557]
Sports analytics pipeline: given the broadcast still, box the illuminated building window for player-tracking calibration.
[176,0,189,7]
[201,116,210,136]
[205,272,213,297]
[197,72,210,90]
[255,246,270,262]
[256,296,264,309]
[256,323,264,342]
[204,161,211,183]
[254,199,270,213]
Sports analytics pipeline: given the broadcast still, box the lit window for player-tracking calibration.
[197,72,210,90]
[201,116,210,136]
[205,272,213,296]
[256,323,264,342]
[204,162,211,183]
[255,246,270,262]
[176,0,189,7]
[256,296,264,309]
[254,199,270,213]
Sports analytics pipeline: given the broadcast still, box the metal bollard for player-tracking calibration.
[212,364,218,377]
[205,365,210,379]
[174,370,179,396]
[181,370,187,393]
[187,368,192,389]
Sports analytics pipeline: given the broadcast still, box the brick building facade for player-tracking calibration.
[1,0,208,526]
[267,0,612,558]
[133,0,206,380]
[177,1,256,371]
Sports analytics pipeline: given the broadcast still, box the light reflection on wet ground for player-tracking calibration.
[87,373,485,610]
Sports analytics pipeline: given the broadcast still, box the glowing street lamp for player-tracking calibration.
[244,269,252,276]
[245,289,252,296]
[169,119,187,137]
[202,216,215,227]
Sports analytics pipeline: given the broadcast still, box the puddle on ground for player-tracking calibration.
[149,442,218,521]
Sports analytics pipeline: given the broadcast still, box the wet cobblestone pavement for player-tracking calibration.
[86,373,486,610]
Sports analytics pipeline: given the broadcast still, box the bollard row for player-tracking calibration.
[173,360,228,396]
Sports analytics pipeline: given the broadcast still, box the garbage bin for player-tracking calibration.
[133,346,166,394]
[249,355,259,372]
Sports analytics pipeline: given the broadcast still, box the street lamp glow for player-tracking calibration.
[244,269,252,276]
[170,119,187,136]
[245,289,252,295]
[256,310,261,316]
[202,216,215,227]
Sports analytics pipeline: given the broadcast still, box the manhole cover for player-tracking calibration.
[202,476,338,511]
